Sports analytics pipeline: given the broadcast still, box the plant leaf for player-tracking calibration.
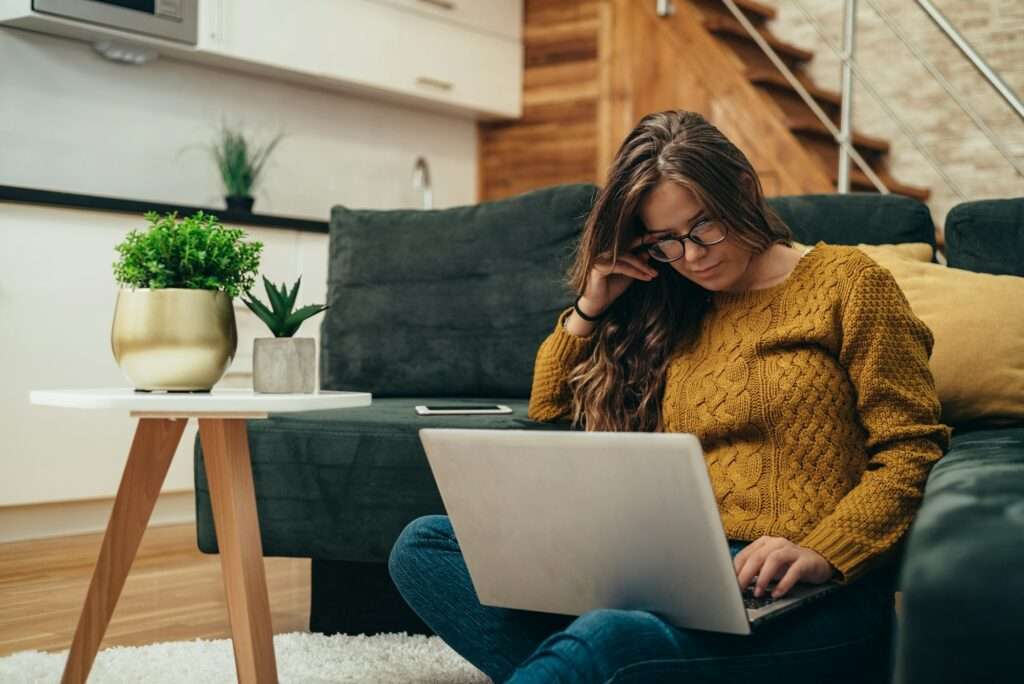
[285,275,301,312]
[275,280,290,311]
[112,210,261,297]
[262,275,289,318]
[280,304,328,337]
[209,124,283,196]
[241,294,280,335]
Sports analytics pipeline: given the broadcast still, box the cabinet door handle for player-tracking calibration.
[416,76,454,91]
[418,0,456,10]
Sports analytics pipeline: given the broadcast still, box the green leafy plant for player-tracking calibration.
[242,276,329,338]
[210,123,283,197]
[113,211,263,298]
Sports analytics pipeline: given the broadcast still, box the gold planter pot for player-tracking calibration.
[111,288,237,391]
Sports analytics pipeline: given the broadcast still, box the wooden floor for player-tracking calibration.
[0,523,310,657]
[1,523,903,659]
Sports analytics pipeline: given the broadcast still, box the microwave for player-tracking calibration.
[31,0,197,44]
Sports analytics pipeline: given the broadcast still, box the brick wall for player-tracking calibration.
[759,0,1024,230]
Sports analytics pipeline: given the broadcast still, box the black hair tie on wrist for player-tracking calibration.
[573,295,607,322]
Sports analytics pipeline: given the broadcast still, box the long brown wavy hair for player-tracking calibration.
[567,110,793,432]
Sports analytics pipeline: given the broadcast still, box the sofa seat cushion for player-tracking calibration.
[194,398,567,562]
[896,426,1024,683]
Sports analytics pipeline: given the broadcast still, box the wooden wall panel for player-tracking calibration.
[478,0,603,201]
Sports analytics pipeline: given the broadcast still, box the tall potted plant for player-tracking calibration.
[242,276,328,393]
[112,211,263,391]
[210,123,283,213]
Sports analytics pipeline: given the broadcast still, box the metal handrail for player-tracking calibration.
[720,0,889,194]
[916,0,1024,124]
[717,0,1024,198]
[872,0,1024,179]
[786,0,965,199]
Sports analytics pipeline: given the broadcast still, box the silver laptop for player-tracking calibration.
[419,428,840,636]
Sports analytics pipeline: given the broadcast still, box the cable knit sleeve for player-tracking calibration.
[526,308,593,423]
[797,265,952,583]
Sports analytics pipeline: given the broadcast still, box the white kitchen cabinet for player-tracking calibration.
[370,0,522,41]
[2,0,523,119]
[203,0,522,119]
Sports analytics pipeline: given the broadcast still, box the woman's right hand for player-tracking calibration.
[578,235,659,317]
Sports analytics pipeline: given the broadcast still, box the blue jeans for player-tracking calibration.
[388,515,896,684]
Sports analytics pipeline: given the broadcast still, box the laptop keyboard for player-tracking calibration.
[742,585,780,609]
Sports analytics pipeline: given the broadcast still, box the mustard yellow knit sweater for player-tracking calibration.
[527,242,951,583]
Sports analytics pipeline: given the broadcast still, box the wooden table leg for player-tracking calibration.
[61,417,186,684]
[198,418,278,684]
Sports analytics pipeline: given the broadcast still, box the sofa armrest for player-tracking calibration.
[894,426,1024,684]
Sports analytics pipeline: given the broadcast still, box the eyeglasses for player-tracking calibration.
[643,219,728,263]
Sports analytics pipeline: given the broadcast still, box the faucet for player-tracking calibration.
[412,156,433,210]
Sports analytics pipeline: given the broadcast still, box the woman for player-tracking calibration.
[389,110,950,683]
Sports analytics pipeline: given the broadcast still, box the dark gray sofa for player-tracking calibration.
[891,198,1024,684]
[194,187,1023,683]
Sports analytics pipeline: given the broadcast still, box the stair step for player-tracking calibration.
[732,0,778,21]
[785,113,890,153]
[833,168,931,202]
[746,66,842,107]
[688,0,777,23]
[703,15,813,64]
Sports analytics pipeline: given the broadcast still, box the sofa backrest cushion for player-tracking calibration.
[767,193,936,250]
[944,198,1024,276]
[322,184,599,398]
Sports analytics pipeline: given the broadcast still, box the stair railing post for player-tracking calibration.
[837,0,858,194]
[723,0,886,193]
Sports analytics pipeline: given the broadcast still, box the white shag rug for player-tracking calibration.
[0,632,492,684]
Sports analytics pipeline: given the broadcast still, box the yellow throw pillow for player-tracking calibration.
[865,241,934,262]
[856,244,1024,426]
[793,241,934,263]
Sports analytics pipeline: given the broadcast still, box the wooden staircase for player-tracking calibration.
[690,0,930,201]
[477,0,935,234]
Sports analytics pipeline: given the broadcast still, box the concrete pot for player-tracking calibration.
[111,288,237,391]
[253,337,316,393]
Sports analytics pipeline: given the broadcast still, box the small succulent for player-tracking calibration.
[242,275,328,338]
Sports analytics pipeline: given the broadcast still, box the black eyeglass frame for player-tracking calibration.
[642,220,729,263]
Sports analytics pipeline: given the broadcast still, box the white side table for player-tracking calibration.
[29,388,372,684]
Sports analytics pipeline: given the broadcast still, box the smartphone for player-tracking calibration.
[415,404,513,416]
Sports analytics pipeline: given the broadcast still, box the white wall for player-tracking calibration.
[0,27,478,215]
[0,27,479,538]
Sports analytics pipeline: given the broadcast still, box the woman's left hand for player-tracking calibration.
[733,536,837,599]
